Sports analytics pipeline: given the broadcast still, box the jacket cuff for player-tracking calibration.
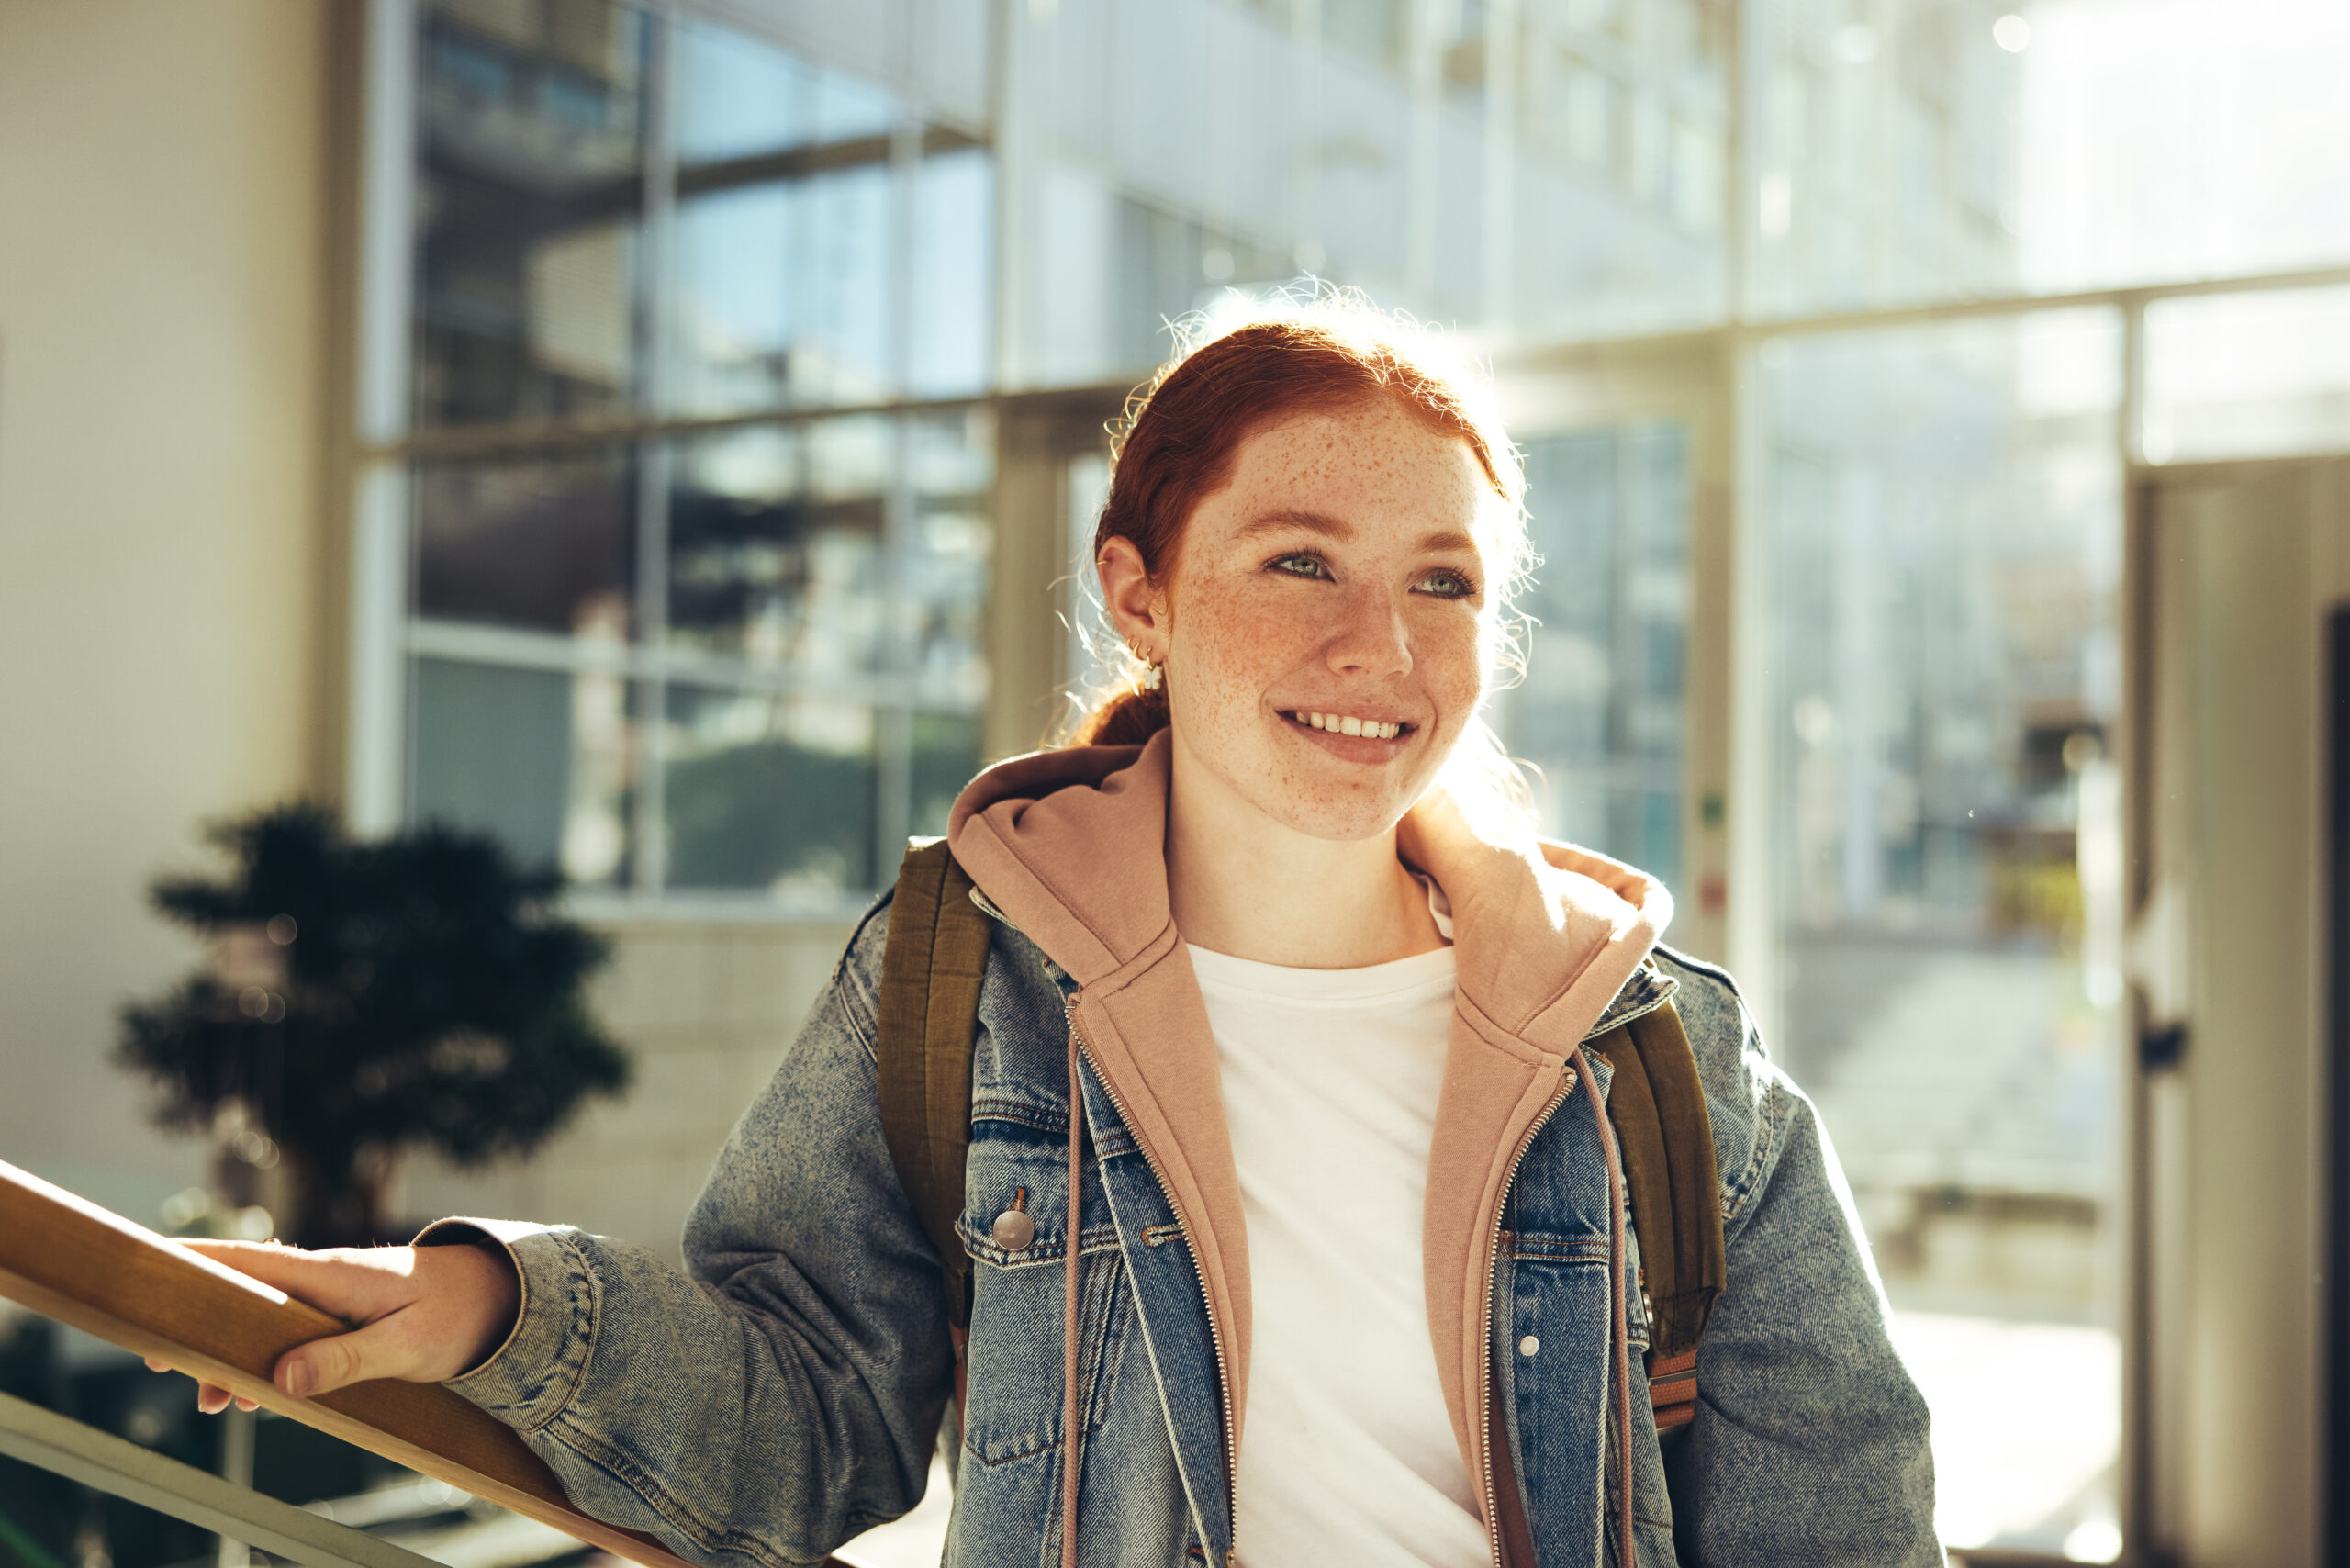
[411,1216,595,1431]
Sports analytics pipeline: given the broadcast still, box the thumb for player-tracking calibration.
[276,1316,411,1400]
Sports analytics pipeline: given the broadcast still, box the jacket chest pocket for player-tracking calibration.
[1504,1113,1651,1348]
[955,1108,1135,1467]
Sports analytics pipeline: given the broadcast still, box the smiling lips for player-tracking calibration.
[1285,710,1412,742]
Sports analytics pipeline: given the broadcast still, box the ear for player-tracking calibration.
[1096,535,1168,660]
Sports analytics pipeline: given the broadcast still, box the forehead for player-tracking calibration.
[1203,398,1495,543]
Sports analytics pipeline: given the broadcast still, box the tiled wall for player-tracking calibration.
[397,919,858,1264]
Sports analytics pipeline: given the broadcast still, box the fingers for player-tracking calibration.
[148,1238,519,1402]
[177,1238,419,1323]
[151,1241,431,1408]
[149,1361,257,1416]
[275,1312,428,1399]
[191,1382,257,1416]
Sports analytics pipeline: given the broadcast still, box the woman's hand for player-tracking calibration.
[145,1238,521,1413]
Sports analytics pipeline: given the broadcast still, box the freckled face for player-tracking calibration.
[1154,398,1498,843]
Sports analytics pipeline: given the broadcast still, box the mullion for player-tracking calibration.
[633,11,677,897]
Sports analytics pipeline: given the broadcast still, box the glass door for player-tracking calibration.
[1754,311,2128,1559]
[2130,454,2350,1565]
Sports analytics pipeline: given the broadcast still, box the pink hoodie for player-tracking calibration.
[948,731,1671,1565]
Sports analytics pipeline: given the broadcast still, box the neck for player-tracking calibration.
[1164,741,1446,969]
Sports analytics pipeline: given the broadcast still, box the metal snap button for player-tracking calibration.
[991,1208,1035,1251]
[1518,1334,1540,1358]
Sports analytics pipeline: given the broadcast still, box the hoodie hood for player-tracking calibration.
[945,731,1672,1036]
[946,729,1671,1544]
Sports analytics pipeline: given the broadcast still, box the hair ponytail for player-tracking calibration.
[1069,680,1170,746]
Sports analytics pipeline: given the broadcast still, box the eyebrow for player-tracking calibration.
[1236,509,1480,555]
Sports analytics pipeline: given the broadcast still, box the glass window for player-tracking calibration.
[1509,7,1730,339]
[415,0,649,428]
[666,423,886,677]
[910,147,996,398]
[1113,200,1293,374]
[413,446,636,643]
[1542,54,1615,168]
[392,4,995,910]
[906,409,996,709]
[403,404,987,907]
[669,163,896,414]
[2144,285,2350,464]
[1760,309,2126,1557]
[661,684,878,897]
[1491,424,1688,890]
[911,710,985,836]
[2010,0,2350,293]
[670,19,895,165]
[1751,0,2350,317]
[671,18,807,163]
[409,656,639,889]
[1324,0,1406,68]
[1746,6,2016,318]
[1442,0,1493,102]
[995,0,1734,373]
[666,20,993,415]
[1315,65,1416,297]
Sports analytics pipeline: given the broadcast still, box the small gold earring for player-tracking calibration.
[1125,638,1163,692]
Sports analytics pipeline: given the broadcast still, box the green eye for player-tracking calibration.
[1270,553,1329,579]
[1416,569,1477,599]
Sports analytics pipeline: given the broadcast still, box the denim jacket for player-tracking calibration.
[436,738,1940,1567]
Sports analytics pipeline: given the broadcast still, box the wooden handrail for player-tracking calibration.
[0,1159,699,1568]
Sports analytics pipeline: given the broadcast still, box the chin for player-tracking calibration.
[1277,806,1404,843]
[1257,776,1429,844]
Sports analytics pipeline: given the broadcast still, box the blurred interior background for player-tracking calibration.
[6,0,2350,1563]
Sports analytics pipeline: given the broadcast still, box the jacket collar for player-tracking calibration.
[946,731,1671,1517]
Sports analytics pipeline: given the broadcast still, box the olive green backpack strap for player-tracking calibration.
[1583,993,1728,1432]
[876,837,991,1334]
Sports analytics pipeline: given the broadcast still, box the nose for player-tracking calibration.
[1323,580,1414,678]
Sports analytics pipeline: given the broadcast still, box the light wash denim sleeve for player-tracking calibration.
[1656,952,1943,1567]
[431,900,954,1568]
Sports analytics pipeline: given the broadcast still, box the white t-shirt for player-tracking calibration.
[1188,940,1490,1568]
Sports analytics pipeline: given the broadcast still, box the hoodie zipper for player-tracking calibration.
[1479,1064,1579,1568]
[1479,992,1660,1566]
[1062,989,1241,1566]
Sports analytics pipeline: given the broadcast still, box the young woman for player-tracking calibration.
[171,298,1940,1566]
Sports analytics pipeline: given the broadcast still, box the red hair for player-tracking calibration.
[1068,295,1527,746]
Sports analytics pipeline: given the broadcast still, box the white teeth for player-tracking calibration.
[1292,711,1404,740]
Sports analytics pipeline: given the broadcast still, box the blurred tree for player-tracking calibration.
[116,805,631,1248]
